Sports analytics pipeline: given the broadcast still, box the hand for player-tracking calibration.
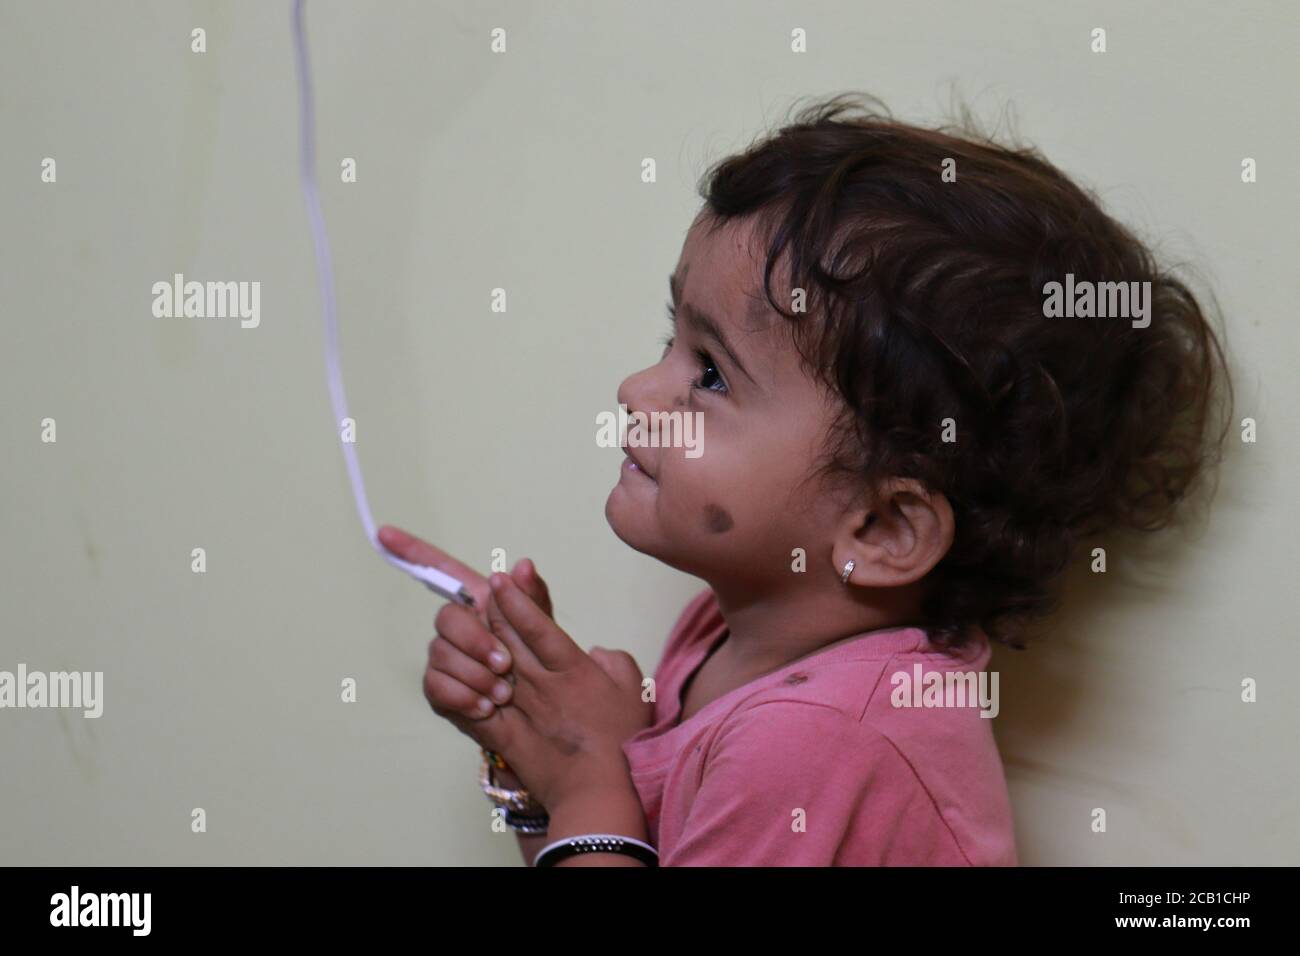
[378,524,550,633]
[469,572,656,810]
[378,524,550,735]
[379,524,654,809]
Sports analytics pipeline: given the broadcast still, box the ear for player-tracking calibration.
[830,478,955,588]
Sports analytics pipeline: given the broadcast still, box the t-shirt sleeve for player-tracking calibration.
[661,700,938,867]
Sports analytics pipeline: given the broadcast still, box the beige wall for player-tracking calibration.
[1,0,1295,864]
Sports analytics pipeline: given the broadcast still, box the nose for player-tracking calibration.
[616,361,669,420]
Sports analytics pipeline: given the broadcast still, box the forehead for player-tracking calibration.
[673,212,792,359]
[676,212,767,303]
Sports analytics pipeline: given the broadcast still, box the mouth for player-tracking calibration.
[622,448,657,482]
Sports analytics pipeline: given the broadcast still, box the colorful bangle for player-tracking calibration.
[480,749,546,816]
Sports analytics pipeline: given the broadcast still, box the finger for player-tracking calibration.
[511,558,553,618]
[423,666,499,721]
[493,563,551,664]
[489,573,580,670]
[486,590,545,680]
[378,525,490,606]
[428,636,515,708]
[435,602,512,675]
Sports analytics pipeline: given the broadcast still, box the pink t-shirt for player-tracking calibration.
[621,588,1018,866]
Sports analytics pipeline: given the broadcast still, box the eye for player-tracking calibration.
[688,350,727,396]
[658,302,728,398]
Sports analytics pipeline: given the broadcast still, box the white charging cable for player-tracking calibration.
[291,0,473,607]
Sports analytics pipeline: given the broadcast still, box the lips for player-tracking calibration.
[623,447,656,481]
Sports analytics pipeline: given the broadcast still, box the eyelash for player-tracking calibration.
[658,302,728,397]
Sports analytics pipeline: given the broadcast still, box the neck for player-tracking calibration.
[706,576,925,679]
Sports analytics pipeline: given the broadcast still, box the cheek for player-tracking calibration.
[701,503,734,534]
[656,412,745,534]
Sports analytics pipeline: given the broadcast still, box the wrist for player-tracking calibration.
[543,777,648,861]
[493,765,524,790]
[548,750,634,809]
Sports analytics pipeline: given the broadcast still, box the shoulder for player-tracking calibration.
[705,698,912,782]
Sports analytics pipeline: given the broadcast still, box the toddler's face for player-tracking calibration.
[605,212,854,595]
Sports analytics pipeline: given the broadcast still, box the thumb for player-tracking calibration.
[589,646,644,691]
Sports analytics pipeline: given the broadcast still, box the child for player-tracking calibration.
[380,93,1232,866]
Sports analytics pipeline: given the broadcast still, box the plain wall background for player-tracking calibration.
[1,0,1296,865]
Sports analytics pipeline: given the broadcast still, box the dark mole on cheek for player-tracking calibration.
[702,503,734,534]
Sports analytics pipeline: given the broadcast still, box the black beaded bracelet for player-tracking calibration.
[504,807,550,834]
[534,834,659,868]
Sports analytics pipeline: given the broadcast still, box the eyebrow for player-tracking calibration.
[668,272,761,389]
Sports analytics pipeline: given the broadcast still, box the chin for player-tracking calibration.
[606,496,712,578]
[605,488,650,549]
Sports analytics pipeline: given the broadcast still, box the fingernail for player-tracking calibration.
[489,650,509,670]
[491,680,512,704]
[477,697,494,715]
[488,574,503,592]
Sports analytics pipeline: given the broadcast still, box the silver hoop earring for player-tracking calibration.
[840,559,855,584]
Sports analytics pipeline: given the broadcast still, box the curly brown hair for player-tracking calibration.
[697,93,1234,651]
